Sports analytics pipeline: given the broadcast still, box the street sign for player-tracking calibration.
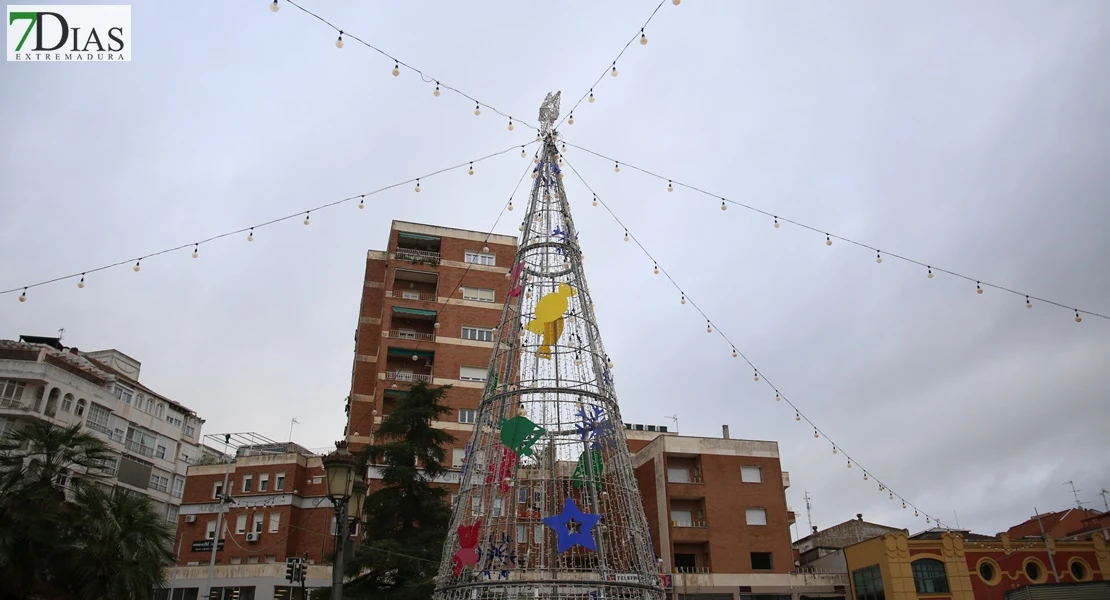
[190,539,225,552]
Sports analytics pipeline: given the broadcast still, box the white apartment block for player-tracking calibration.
[0,335,205,530]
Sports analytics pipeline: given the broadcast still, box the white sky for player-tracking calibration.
[2,0,1108,538]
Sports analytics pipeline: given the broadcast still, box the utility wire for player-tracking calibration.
[3,142,537,299]
[561,154,952,529]
[280,0,537,131]
[563,141,1108,323]
[555,0,670,130]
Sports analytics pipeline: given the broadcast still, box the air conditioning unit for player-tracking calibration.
[185,515,197,524]
[245,532,259,542]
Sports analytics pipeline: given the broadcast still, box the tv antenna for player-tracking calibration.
[57,327,65,342]
[664,414,678,433]
[1064,481,1085,509]
[1098,489,1109,512]
[804,490,814,533]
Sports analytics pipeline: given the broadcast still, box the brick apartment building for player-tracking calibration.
[165,443,337,599]
[344,220,519,468]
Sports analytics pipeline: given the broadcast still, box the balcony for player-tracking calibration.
[389,329,435,342]
[0,397,30,411]
[125,439,155,458]
[388,289,436,302]
[384,371,433,383]
[391,268,439,300]
[384,348,435,385]
[387,307,438,343]
[395,232,442,266]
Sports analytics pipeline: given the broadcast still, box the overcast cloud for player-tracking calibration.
[2,0,1108,538]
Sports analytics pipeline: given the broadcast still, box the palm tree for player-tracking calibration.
[0,422,173,599]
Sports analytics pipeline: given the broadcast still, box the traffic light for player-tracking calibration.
[296,562,306,583]
[286,559,297,582]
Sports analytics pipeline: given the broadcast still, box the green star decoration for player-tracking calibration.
[499,416,545,456]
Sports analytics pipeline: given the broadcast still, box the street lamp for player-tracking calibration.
[323,440,361,597]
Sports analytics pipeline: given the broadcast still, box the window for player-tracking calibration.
[671,510,693,526]
[114,386,133,406]
[259,474,269,492]
[471,496,482,516]
[266,555,276,563]
[242,475,252,493]
[61,394,73,412]
[667,467,690,483]
[493,498,504,517]
[912,559,949,593]
[252,514,264,533]
[461,287,495,302]
[75,399,86,417]
[230,557,242,565]
[464,251,496,266]
[0,380,26,405]
[459,367,487,382]
[534,525,544,545]
[269,513,280,533]
[166,504,179,524]
[276,472,285,491]
[156,445,167,460]
[452,448,466,467]
[206,520,216,540]
[184,424,195,437]
[517,525,528,543]
[1069,558,1089,581]
[86,403,112,435]
[751,552,773,570]
[461,326,494,342]
[518,487,529,504]
[745,508,768,526]
[852,564,884,600]
[156,403,164,418]
[741,466,762,483]
[149,473,169,492]
[978,559,999,584]
[236,514,248,534]
[458,409,477,424]
[213,483,223,499]
[165,414,183,427]
[247,556,259,564]
[172,476,184,498]
[1024,559,1044,582]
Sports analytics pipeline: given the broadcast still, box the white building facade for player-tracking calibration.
[0,336,204,530]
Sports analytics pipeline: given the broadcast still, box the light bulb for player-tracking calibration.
[1075,309,1082,323]
[508,201,514,211]
[706,323,712,333]
[434,322,440,329]
[518,224,524,231]
[826,235,832,246]
[469,163,475,175]
[574,358,581,366]
[879,484,884,491]
[482,246,489,252]
[534,156,539,164]
[525,289,532,299]
[927,267,934,279]
[875,251,882,264]
[588,91,595,103]
[914,509,919,517]
[863,472,868,480]
[270,0,279,12]
[606,358,614,369]
[976,282,983,294]
[774,218,780,229]
[889,492,894,500]
[721,201,727,211]
[434,85,441,97]
[614,162,620,173]
[754,370,759,381]
[640,31,648,45]
[673,0,681,4]
[304,213,310,225]
[415,180,421,192]
[335,35,344,48]
[667,181,673,192]
[795,412,801,421]
[926,517,931,524]
[611,64,618,77]
[653,264,659,275]
[192,245,199,258]
[847,460,852,468]
[474,103,481,116]
[133,261,141,272]
[1026,296,1032,309]
[392,63,400,77]
[732,349,738,358]
[568,114,575,125]
[832,446,837,454]
[592,196,599,207]
[623,231,629,242]
[358,198,365,209]
[78,275,85,289]
[521,148,526,158]
[247,228,254,242]
[680,294,686,305]
[411,354,419,361]
[902,501,906,509]
[561,142,567,153]
[508,119,514,131]
[814,429,819,439]
[775,392,780,401]
[19,289,26,302]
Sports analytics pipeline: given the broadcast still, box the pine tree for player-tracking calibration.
[343,381,456,599]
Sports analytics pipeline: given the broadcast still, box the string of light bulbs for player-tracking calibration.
[271,0,537,132]
[559,154,952,529]
[562,141,1108,324]
[344,144,543,439]
[4,142,539,301]
[555,0,674,130]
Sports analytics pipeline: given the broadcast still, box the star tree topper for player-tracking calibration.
[543,497,602,553]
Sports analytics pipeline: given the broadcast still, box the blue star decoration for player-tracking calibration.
[543,497,602,553]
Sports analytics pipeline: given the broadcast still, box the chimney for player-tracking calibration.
[812,526,818,533]
[857,513,863,521]
[722,425,730,439]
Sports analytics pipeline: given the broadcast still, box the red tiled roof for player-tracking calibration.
[1006,508,1103,539]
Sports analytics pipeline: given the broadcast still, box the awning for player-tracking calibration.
[387,348,435,359]
[383,389,407,399]
[398,232,441,242]
[391,306,437,318]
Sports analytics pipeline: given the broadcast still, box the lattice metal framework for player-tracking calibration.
[433,93,664,600]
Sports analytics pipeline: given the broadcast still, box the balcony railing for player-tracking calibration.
[125,439,155,458]
[385,371,433,383]
[675,566,711,574]
[666,473,704,484]
[0,398,28,410]
[85,421,114,438]
[671,520,708,528]
[396,248,441,264]
[389,329,436,342]
[388,289,437,302]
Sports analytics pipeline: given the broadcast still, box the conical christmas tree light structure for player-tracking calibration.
[433,92,664,600]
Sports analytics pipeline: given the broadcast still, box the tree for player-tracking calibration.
[0,422,173,599]
[340,382,456,600]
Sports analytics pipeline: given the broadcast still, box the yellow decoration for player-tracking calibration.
[537,318,565,360]
[526,283,576,334]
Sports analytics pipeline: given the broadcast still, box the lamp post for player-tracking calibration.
[323,440,361,598]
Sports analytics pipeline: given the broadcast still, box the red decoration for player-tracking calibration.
[485,444,517,492]
[452,519,483,576]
